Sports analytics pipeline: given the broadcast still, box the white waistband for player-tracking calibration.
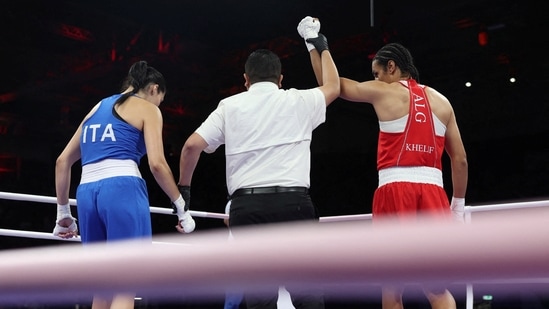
[378,166,443,187]
[81,159,141,184]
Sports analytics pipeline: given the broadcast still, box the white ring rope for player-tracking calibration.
[0,228,81,242]
[1,190,549,307]
[0,207,548,304]
[0,191,228,220]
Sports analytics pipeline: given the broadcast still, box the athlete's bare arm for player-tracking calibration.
[340,78,412,121]
[306,46,340,106]
[424,87,468,198]
[444,110,468,198]
[55,103,100,205]
[141,102,181,202]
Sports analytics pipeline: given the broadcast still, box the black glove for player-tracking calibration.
[174,185,191,213]
[306,33,329,53]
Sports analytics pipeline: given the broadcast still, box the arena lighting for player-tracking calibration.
[0,154,20,174]
[111,42,117,62]
[54,23,93,42]
[478,30,488,46]
[0,92,17,104]
[478,23,505,47]
[158,32,170,53]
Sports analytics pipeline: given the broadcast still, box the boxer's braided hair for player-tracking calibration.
[373,43,420,82]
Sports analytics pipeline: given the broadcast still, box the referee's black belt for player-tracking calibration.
[231,186,308,198]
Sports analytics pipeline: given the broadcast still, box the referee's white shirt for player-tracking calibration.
[195,82,326,195]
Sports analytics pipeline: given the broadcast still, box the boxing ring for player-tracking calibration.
[1,191,548,308]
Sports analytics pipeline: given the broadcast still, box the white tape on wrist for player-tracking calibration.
[54,203,78,236]
[172,195,195,233]
[450,197,465,210]
[173,195,186,218]
[305,41,315,52]
[450,197,465,223]
[56,203,73,222]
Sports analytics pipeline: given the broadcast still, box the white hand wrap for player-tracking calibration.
[450,197,465,223]
[53,203,78,237]
[173,195,196,233]
[297,16,321,52]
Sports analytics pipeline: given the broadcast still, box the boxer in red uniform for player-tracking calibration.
[373,78,451,219]
[302,34,467,308]
[339,42,468,309]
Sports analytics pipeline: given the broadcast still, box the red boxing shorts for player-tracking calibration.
[372,181,451,221]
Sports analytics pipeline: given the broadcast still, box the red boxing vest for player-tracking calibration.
[377,79,445,171]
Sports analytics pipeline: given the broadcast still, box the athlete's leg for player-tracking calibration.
[381,285,404,309]
[424,288,456,309]
[91,296,110,309]
[109,293,136,309]
[91,177,148,309]
[91,294,135,309]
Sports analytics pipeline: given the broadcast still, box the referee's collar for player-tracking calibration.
[248,81,279,92]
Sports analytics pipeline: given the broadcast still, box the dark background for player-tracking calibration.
[0,0,548,308]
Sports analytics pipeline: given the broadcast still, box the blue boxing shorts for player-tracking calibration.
[76,175,152,244]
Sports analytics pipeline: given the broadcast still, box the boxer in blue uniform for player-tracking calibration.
[54,61,195,309]
[77,92,152,242]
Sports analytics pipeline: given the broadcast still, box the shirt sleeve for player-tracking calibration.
[195,103,226,153]
[292,87,326,129]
